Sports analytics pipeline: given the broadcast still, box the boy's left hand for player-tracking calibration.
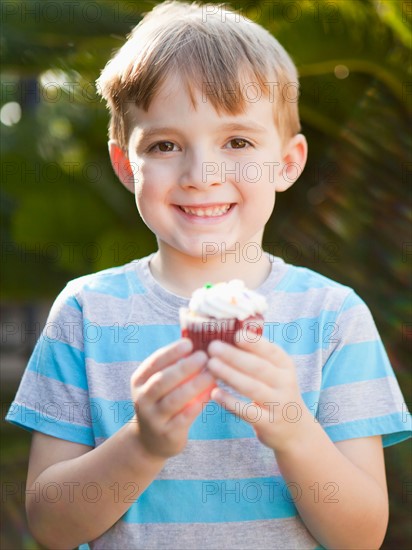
[207,332,308,453]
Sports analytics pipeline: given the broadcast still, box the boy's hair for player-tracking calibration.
[96,1,301,151]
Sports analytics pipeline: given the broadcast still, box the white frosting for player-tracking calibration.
[188,279,267,320]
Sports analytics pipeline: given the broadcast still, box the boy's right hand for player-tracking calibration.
[130,339,215,459]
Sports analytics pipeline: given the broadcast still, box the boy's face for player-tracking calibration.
[113,75,307,260]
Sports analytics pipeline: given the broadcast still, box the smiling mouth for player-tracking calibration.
[178,204,232,217]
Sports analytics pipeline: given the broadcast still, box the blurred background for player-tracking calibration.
[1,0,411,548]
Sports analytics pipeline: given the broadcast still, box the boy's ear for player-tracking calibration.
[108,140,135,193]
[276,134,308,192]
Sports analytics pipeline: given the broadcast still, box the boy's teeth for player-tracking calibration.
[181,204,230,217]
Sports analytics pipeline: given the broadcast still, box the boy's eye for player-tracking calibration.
[150,141,176,152]
[227,138,251,149]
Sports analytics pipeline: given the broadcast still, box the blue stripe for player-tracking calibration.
[341,291,363,311]
[263,313,338,355]
[302,391,320,414]
[91,398,135,439]
[27,338,87,390]
[83,270,145,298]
[322,341,393,388]
[64,295,82,311]
[84,324,180,363]
[189,392,320,440]
[275,266,344,293]
[92,392,320,441]
[90,397,255,440]
[5,403,94,446]
[324,412,412,447]
[190,401,255,440]
[82,314,342,363]
[125,476,297,523]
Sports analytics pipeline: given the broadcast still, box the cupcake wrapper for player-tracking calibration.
[180,308,263,352]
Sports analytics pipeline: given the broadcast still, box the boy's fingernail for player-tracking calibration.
[179,339,193,352]
[208,340,224,354]
[193,350,208,362]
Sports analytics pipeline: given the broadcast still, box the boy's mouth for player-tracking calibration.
[177,203,233,217]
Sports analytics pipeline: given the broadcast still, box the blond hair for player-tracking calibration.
[96,1,301,150]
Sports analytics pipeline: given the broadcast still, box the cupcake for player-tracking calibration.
[180,280,267,352]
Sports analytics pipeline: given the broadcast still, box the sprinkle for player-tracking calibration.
[205,283,213,288]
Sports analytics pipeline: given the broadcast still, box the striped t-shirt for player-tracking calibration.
[6,253,411,549]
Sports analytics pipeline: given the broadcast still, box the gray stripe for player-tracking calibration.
[95,437,281,480]
[14,371,91,428]
[42,302,84,350]
[295,353,323,393]
[160,438,281,480]
[83,291,181,325]
[86,358,138,400]
[90,517,319,549]
[266,286,348,322]
[81,286,351,328]
[321,304,379,366]
[318,377,405,426]
[334,304,379,345]
[86,351,325,403]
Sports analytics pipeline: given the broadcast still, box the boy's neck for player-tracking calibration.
[149,241,272,298]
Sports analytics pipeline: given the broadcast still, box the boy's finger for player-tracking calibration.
[132,338,193,385]
[211,387,274,427]
[210,387,251,421]
[237,331,290,362]
[168,389,214,431]
[144,351,208,402]
[211,332,292,369]
[207,356,271,403]
[207,340,275,384]
[158,370,215,418]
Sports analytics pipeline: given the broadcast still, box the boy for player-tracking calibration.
[6,2,411,549]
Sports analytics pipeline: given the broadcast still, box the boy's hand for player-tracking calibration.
[207,333,307,453]
[130,339,215,459]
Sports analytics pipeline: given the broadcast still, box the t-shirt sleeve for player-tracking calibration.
[317,291,411,447]
[5,284,94,446]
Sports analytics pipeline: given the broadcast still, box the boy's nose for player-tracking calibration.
[178,149,222,190]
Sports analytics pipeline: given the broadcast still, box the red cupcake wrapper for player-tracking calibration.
[180,309,264,352]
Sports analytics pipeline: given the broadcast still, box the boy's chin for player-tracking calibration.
[181,245,218,261]
[157,236,265,262]
[157,239,205,258]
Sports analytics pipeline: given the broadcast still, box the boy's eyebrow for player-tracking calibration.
[217,122,267,134]
[137,127,180,140]
[136,121,267,143]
